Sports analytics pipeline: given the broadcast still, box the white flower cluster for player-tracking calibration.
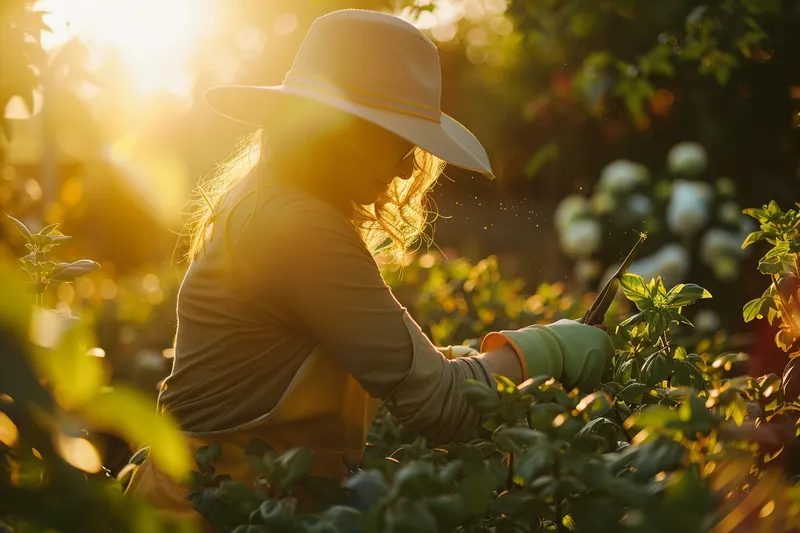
[699,216,757,281]
[598,160,650,194]
[554,159,654,261]
[560,218,602,258]
[552,140,751,287]
[667,142,707,175]
[666,180,713,237]
[554,194,602,258]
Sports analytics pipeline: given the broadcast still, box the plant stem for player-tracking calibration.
[771,275,800,338]
[554,455,566,533]
[506,451,514,490]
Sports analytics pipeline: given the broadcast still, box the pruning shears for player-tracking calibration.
[580,233,648,326]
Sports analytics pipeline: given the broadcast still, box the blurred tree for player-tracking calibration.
[0,0,45,141]
[393,0,800,308]
[0,0,46,249]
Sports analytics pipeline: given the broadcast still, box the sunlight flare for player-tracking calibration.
[36,0,218,96]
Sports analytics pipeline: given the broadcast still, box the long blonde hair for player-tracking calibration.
[186,126,446,264]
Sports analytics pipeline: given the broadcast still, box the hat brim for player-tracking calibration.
[204,84,495,179]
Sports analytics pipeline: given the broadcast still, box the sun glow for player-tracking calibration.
[36,0,218,96]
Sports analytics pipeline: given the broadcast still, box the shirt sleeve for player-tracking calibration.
[235,190,494,444]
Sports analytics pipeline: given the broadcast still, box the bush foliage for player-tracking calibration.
[2,203,800,533]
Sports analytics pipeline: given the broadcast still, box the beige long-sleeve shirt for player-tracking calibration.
[159,176,494,444]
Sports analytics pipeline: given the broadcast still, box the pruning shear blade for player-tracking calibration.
[581,233,647,326]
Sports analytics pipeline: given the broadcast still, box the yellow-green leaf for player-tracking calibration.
[0,261,34,337]
[29,310,102,410]
[81,387,190,479]
[741,231,764,249]
[743,297,767,322]
[725,394,747,426]
[619,273,651,303]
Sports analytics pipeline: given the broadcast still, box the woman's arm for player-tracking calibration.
[238,193,522,444]
[437,345,523,384]
[477,344,524,383]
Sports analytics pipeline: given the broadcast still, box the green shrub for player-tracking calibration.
[2,205,800,533]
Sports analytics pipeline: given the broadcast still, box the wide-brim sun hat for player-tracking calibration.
[204,9,495,179]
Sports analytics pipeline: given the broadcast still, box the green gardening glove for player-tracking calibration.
[481,319,613,392]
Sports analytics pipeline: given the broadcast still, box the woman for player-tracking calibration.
[125,8,613,521]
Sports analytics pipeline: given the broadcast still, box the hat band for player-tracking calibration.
[283,72,442,123]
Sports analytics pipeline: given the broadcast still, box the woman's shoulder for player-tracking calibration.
[241,181,363,249]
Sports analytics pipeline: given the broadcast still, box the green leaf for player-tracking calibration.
[491,491,538,518]
[607,478,652,507]
[458,461,499,514]
[576,391,613,419]
[427,495,468,528]
[81,387,191,479]
[580,458,613,489]
[614,76,656,120]
[27,234,48,247]
[276,447,315,489]
[344,470,389,506]
[528,475,557,497]
[711,352,749,372]
[195,441,222,475]
[524,142,560,179]
[38,223,60,235]
[527,403,566,432]
[618,382,650,404]
[619,273,651,304]
[651,277,668,298]
[437,459,463,487]
[742,231,764,249]
[776,327,794,352]
[642,351,672,386]
[218,480,259,505]
[49,259,100,282]
[764,240,791,261]
[29,310,102,408]
[575,418,623,450]
[6,215,32,239]
[757,373,781,399]
[626,405,679,430]
[462,380,502,413]
[672,360,705,389]
[614,358,636,385]
[630,438,686,482]
[244,437,275,458]
[668,309,694,328]
[743,297,768,322]
[645,308,671,338]
[492,425,541,454]
[48,234,72,245]
[758,256,784,275]
[258,500,296,530]
[619,311,646,328]
[391,500,437,533]
[667,284,712,306]
[741,0,781,14]
[571,11,598,37]
[494,374,517,394]
[639,43,675,77]
[724,394,747,426]
[515,448,554,485]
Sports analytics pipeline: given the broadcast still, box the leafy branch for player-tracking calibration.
[6,215,100,308]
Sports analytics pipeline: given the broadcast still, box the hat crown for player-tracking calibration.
[284,10,442,120]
